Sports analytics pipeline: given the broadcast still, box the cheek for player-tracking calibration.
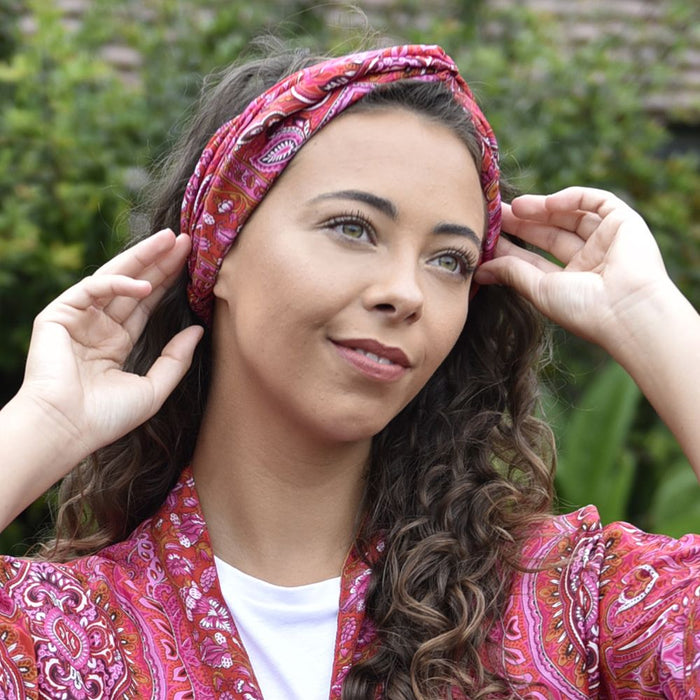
[232,254,342,349]
[425,302,470,370]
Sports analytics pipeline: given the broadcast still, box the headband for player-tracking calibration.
[181,44,501,324]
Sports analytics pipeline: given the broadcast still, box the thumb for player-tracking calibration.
[474,256,546,306]
[144,325,205,414]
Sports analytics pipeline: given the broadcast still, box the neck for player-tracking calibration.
[191,376,370,587]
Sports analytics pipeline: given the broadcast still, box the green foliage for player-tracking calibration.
[648,461,700,539]
[0,3,145,400]
[1,1,699,550]
[550,362,641,524]
[0,0,20,62]
[545,359,700,536]
[631,418,700,536]
[0,0,314,405]
[0,494,52,555]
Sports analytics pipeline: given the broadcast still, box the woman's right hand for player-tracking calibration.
[0,230,203,529]
[23,228,204,456]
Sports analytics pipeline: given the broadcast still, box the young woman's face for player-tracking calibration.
[213,108,485,444]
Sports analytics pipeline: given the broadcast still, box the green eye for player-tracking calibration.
[340,222,366,239]
[429,249,475,278]
[324,213,375,243]
[435,254,460,272]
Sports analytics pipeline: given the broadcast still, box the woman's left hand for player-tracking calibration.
[474,186,670,354]
[476,186,700,477]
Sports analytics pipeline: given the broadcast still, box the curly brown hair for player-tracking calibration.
[43,40,555,699]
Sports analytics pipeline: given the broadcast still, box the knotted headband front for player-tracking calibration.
[181,44,501,324]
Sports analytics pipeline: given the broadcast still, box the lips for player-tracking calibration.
[330,337,412,383]
[332,338,411,368]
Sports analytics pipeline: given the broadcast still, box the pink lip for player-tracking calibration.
[331,338,411,382]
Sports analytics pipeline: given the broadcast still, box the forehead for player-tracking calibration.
[275,108,485,228]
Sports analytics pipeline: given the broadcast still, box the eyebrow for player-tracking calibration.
[310,189,482,247]
[311,190,398,220]
[433,222,481,248]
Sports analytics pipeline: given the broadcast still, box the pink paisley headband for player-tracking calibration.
[181,44,501,324]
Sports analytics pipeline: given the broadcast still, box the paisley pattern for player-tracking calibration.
[495,508,700,697]
[181,44,501,324]
[1,470,699,698]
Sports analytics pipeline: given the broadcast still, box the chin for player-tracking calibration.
[313,413,394,445]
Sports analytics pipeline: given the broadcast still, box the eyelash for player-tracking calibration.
[322,211,478,278]
[433,247,479,278]
[323,210,376,242]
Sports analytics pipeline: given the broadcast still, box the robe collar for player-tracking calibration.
[147,466,380,698]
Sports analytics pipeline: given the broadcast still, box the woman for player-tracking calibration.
[1,42,699,698]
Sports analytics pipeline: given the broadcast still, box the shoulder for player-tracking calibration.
[0,516,158,592]
[520,505,700,598]
[516,504,700,636]
[499,506,700,697]
[0,509,167,627]
[0,524,161,697]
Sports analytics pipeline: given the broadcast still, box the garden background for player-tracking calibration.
[1,0,699,552]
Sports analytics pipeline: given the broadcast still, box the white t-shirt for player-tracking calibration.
[215,556,341,700]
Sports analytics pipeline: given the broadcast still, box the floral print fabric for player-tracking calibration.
[0,468,698,698]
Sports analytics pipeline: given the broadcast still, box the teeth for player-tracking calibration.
[353,348,395,365]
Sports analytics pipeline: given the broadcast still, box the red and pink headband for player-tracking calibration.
[181,44,501,324]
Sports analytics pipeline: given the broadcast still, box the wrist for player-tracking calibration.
[3,389,90,474]
[599,277,689,366]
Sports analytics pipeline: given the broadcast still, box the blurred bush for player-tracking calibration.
[1,0,698,552]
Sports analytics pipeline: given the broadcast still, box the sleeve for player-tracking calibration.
[0,558,38,700]
[501,506,700,698]
[596,519,700,698]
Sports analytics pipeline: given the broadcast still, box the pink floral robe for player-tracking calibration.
[0,468,698,698]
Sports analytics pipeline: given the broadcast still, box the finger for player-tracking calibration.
[34,276,153,357]
[114,268,188,348]
[473,254,548,304]
[509,197,607,242]
[49,275,152,314]
[512,187,622,220]
[495,234,563,267]
[502,205,586,263]
[117,266,186,342]
[515,187,633,225]
[475,233,562,279]
[542,187,629,219]
[96,229,179,277]
[102,233,191,327]
[142,325,204,412]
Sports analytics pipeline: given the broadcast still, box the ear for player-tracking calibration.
[212,272,227,300]
[212,250,238,301]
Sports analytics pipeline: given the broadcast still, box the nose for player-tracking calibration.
[362,255,424,323]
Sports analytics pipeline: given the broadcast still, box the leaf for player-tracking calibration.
[648,459,700,538]
[554,361,641,523]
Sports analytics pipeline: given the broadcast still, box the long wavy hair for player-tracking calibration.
[43,40,555,699]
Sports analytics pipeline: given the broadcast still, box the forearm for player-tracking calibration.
[0,391,88,532]
[603,279,700,478]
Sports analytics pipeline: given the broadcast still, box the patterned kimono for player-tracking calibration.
[0,468,698,698]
